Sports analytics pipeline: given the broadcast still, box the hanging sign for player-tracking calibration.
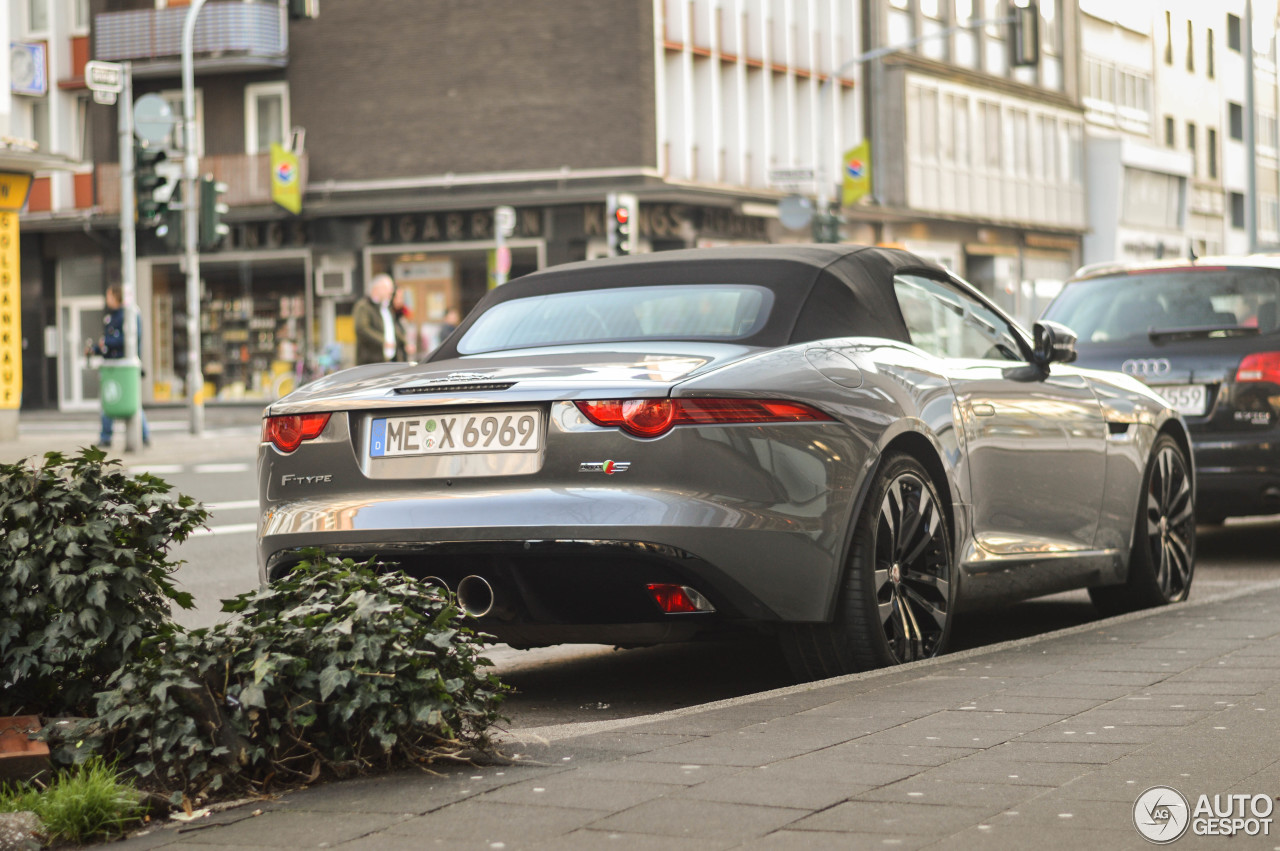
[0,211,21,410]
[270,142,302,214]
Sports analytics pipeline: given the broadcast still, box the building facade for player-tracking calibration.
[8,0,94,412]
[1079,0,1192,266]
[846,0,1087,324]
[28,0,865,410]
[20,0,1082,411]
[1081,1,1280,268]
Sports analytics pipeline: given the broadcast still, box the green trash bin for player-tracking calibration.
[99,358,141,419]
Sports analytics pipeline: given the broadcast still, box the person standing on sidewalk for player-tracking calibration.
[392,287,416,362]
[352,274,405,365]
[87,285,150,448]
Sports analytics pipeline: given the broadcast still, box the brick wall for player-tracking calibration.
[286,0,657,181]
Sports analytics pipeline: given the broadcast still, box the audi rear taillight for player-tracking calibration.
[574,398,833,438]
[263,413,332,453]
[1235,353,1280,384]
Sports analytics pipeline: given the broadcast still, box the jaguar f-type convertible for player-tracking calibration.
[258,245,1195,681]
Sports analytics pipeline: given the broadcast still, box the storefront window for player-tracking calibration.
[150,259,309,402]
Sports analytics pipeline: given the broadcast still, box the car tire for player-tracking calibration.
[1089,434,1195,616]
[781,452,955,681]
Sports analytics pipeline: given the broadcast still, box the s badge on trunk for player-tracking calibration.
[579,460,631,474]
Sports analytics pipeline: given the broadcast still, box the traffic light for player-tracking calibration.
[134,144,170,229]
[606,192,638,256]
[157,182,183,250]
[1011,1,1040,67]
[199,174,230,250]
[811,209,842,243]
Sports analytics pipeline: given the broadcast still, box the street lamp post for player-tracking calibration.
[182,0,208,436]
[117,63,144,453]
[1246,0,1258,253]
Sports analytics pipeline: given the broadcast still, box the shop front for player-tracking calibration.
[139,247,311,404]
[122,199,776,404]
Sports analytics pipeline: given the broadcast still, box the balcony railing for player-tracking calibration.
[95,0,287,76]
[95,151,308,215]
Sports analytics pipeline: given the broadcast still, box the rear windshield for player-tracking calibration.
[1044,268,1280,343]
[456,284,774,354]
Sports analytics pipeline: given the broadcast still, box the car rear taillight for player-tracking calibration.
[263,413,332,453]
[574,398,833,438]
[1235,353,1280,384]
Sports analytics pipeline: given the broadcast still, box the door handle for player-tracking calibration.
[972,403,996,417]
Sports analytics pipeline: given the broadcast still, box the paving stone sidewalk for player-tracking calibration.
[105,580,1280,850]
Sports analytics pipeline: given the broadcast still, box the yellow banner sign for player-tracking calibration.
[0,173,33,213]
[0,212,21,410]
[270,143,302,215]
[842,140,872,207]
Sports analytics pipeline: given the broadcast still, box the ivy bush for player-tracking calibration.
[88,552,507,799]
[0,449,206,715]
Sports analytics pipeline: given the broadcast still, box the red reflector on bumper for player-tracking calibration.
[646,583,715,614]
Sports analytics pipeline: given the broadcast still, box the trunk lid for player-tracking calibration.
[268,342,762,415]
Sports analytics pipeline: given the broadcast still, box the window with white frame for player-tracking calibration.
[888,0,914,47]
[27,0,49,34]
[954,0,978,68]
[1124,168,1183,230]
[980,100,1001,170]
[245,82,290,154]
[29,99,50,152]
[71,0,90,33]
[75,95,92,160]
[982,0,1007,76]
[159,89,203,156]
[1038,0,1063,91]
[920,0,946,62]
[1259,112,1279,151]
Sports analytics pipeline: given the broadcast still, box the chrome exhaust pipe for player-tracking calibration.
[457,574,496,618]
[422,575,450,594]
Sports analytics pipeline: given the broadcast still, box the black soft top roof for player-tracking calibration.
[429,243,937,361]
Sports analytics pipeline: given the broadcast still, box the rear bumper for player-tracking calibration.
[258,486,859,626]
[266,539,749,647]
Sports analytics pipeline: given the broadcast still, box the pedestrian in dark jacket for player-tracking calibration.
[87,284,150,448]
[352,274,405,365]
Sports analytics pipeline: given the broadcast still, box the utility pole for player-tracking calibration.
[1246,0,1258,253]
[182,0,208,435]
[118,63,143,453]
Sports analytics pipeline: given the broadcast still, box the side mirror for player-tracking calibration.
[1032,320,1078,367]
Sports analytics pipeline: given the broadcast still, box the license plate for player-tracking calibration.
[369,410,542,458]
[1153,384,1207,416]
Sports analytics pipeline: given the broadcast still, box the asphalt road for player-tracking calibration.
[145,449,1280,731]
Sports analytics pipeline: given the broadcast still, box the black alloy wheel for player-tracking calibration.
[780,452,955,680]
[1090,434,1195,615]
[872,467,952,662]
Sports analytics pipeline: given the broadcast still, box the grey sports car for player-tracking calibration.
[258,245,1196,681]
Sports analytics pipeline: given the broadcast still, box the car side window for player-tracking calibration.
[894,274,1024,361]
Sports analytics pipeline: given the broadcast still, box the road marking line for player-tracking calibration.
[129,465,184,474]
[191,523,257,538]
[193,463,252,474]
[207,499,258,511]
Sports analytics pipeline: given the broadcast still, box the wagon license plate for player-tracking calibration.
[1153,384,1207,416]
[369,410,542,458]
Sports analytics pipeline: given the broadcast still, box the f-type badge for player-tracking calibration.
[579,460,631,475]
